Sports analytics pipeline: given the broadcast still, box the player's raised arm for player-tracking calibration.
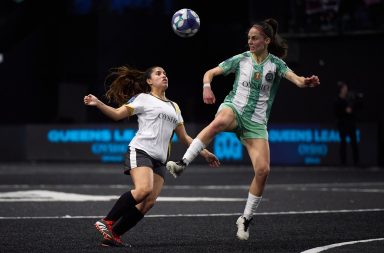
[284,71,320,88]
[83,94,130,121]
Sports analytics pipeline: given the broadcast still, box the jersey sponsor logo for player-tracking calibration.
[253,82,271,94]
[241,80,270,95]
[260,84,271,92]
[241,81,251,87]
[158,113,178,124]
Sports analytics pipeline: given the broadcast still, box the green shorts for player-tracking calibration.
[217,102,268,141]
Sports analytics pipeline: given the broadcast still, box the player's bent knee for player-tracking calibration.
[209,121,228,134]
[135,187,153,201]
[255,164,270,178]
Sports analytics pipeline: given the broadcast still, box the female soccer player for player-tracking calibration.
[166,18,320,240]
[84,65,220,247]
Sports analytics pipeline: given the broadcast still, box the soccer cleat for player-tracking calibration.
[236,216,253,240]
[101,236,133,248]
[95,219,133,248]
[95,219,114,240]
[166,159,187,178]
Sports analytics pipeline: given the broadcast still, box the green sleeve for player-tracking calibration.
[218,53,246,76]
[275,57,291,77]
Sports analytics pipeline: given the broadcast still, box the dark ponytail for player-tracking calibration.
[104,66,151,106]
[252,18,288,59]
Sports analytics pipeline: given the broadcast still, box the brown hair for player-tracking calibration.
[104,66,158,106]
[252,18,288,59]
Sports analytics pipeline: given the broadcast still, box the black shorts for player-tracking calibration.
[124,147,166,179]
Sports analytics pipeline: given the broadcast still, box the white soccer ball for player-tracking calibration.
[171,8,200,38]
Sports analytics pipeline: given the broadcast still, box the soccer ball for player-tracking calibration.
[171,8,200,38]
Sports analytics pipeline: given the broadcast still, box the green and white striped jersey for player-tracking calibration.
[219,51,291,125]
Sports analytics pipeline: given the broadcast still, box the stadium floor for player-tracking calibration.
[0,163,383,253]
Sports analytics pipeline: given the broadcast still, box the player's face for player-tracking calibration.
[248,27,270,55]
[148,67,168,90]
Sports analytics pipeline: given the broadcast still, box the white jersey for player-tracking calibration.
[125,93,183,163]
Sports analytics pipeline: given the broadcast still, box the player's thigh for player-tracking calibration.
[243,138,270,171]
[211,107,237,131]
[130,166,154,190]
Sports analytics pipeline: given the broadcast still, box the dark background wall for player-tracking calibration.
[1,0,383,163]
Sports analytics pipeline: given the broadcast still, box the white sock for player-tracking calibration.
[243,193,262,220]
[182,138,206,165]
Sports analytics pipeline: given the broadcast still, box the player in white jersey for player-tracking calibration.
[84,66,219,247]
[166,18,320,240]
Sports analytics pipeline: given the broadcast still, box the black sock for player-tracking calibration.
[112,207,144,236]
[106,191,137,221]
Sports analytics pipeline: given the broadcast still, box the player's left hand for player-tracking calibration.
[204,151,220,167]
[304,75,320,87]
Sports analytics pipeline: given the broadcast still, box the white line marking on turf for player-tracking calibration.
[0,182,383,190]
[301,238,384,253]
[317,188,384,193]
[0,190,246,202]
[0,208,383,219]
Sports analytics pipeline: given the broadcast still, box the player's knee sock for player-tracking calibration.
[182,138,206,165]
[106,191,137,221]
[243,193,262,220]
[112,207,144,236]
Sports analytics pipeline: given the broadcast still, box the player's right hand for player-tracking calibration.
[203,87,216,104]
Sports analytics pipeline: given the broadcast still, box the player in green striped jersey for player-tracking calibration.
[167,18,320,240]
